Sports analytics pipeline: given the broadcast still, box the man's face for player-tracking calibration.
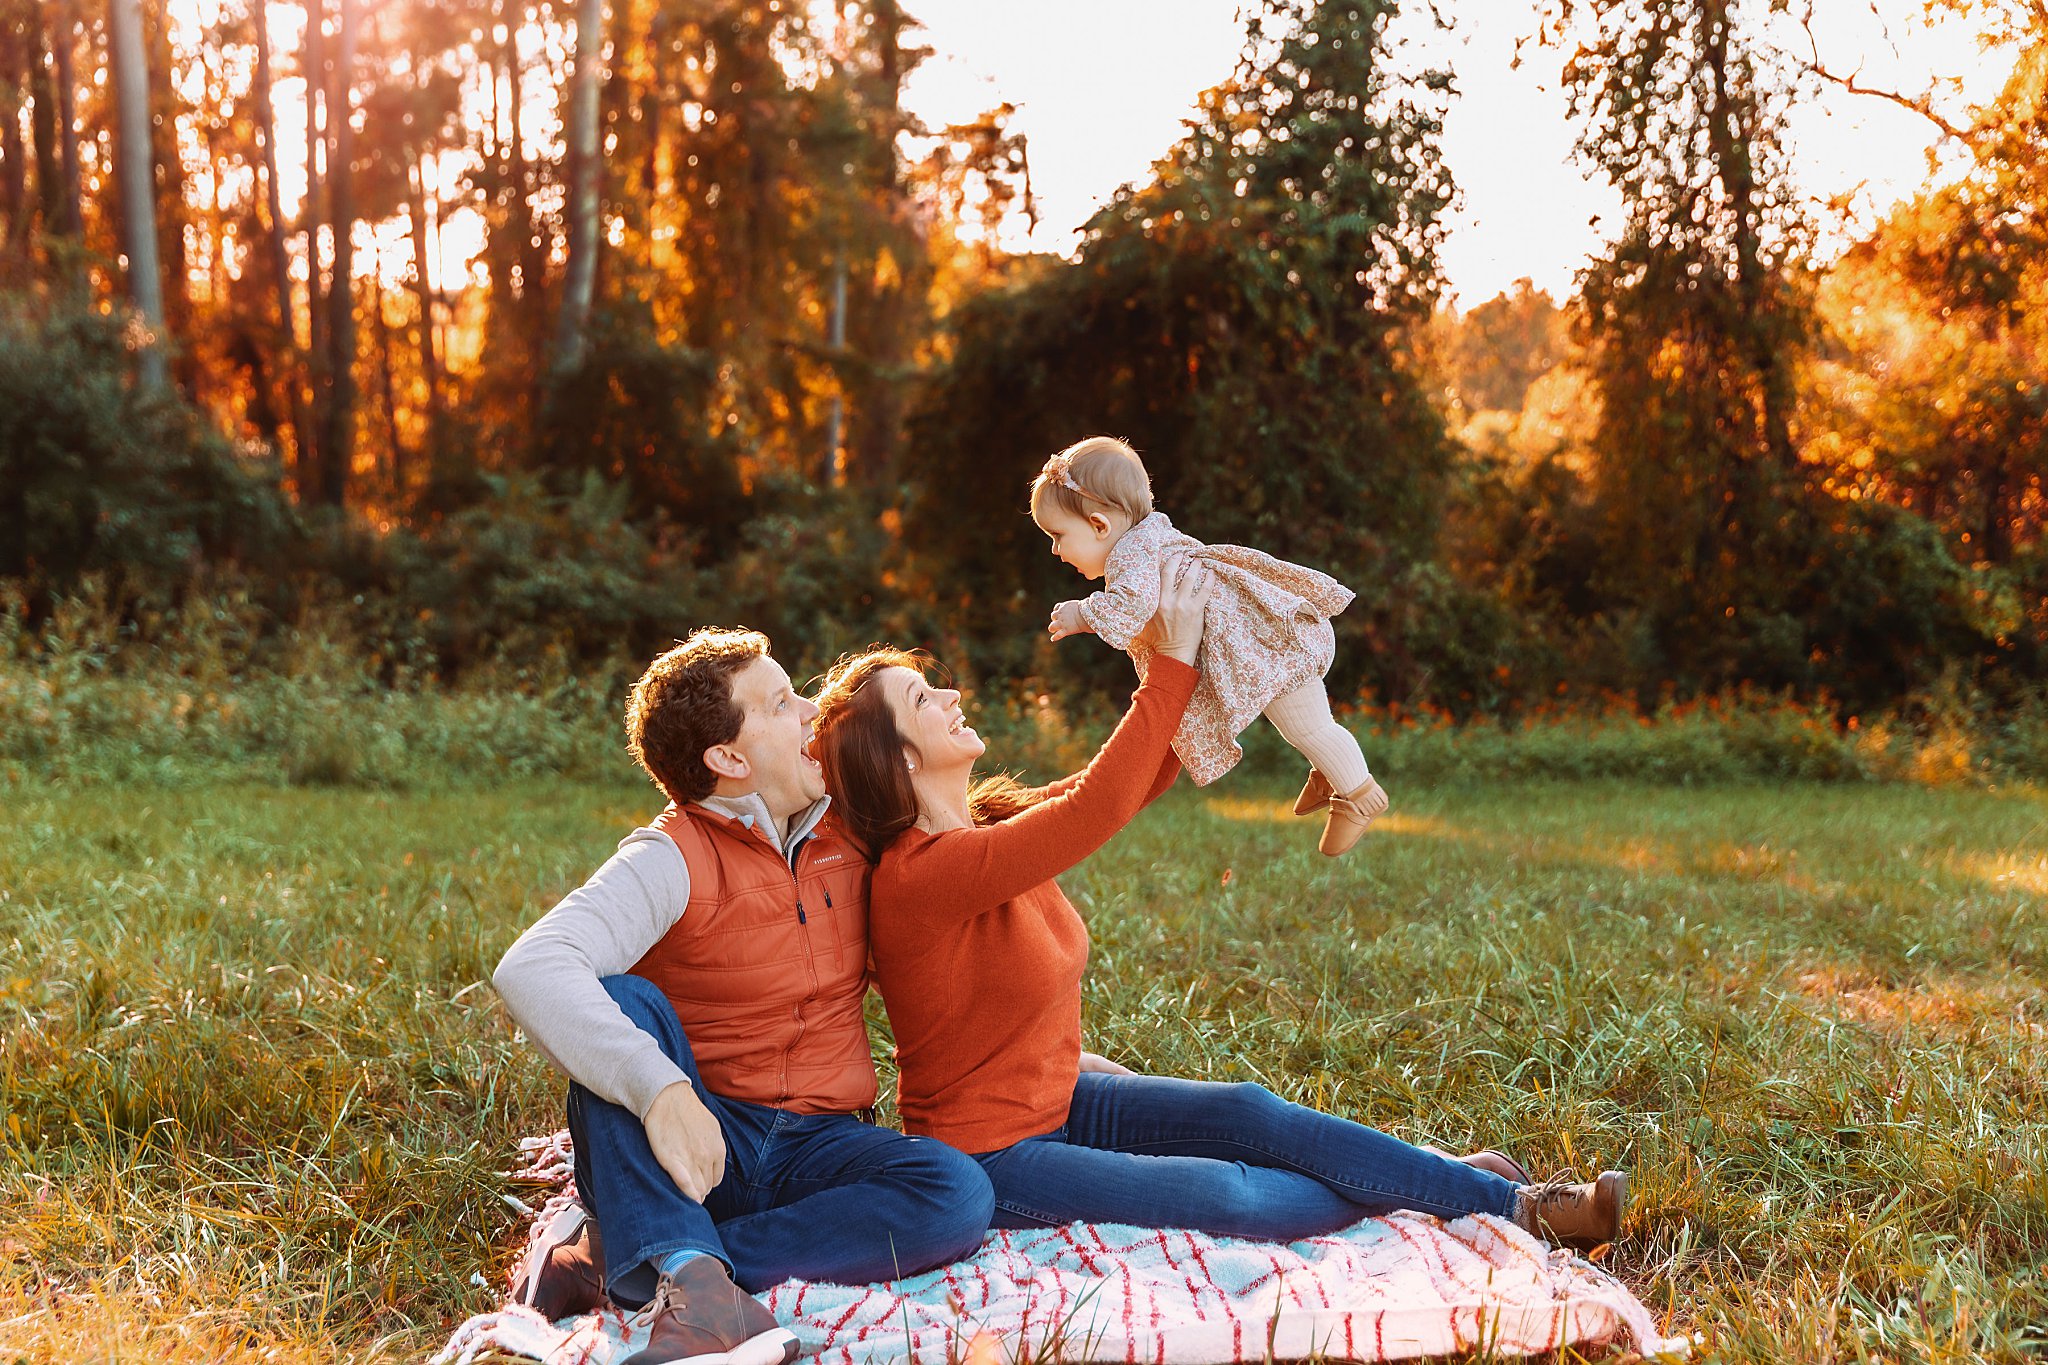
[718,654,826,821]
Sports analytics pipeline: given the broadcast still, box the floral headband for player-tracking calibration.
[1044,451,1083,493]
[1043,451,1105,503]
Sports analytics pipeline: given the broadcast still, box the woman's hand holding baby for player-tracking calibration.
[1048,601,1091,641]
[1149,558,1212,667]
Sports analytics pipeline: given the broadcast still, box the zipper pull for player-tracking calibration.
[796,900,807,925]
[823,889,833,910]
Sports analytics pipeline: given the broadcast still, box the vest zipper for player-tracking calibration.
[781,838,822,1105]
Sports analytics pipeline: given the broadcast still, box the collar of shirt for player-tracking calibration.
[695,792,832,867]
[1106,510,1174,577]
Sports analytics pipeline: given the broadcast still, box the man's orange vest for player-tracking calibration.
[629,802,877,1115]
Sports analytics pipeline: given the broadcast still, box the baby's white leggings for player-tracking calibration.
[1263,680,1372,796]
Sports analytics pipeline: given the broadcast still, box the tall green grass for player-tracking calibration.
[4,768,2045,1361]
[6,583,2047,792]
[6,591,2047,1358]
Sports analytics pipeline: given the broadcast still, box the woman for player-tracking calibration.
[809,563,1626,1249]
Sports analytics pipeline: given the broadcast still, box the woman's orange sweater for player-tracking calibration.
[869,658,1197,1154]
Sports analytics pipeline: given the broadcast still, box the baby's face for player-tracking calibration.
[1037,505,1125,580]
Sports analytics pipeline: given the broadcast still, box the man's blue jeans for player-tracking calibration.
[971,1073,1521,1238]
[568,975,995,1300]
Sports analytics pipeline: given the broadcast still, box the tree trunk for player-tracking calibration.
[848,0,916,489]
[316,0,357,506]
[405,155,442,436]
[253,1,291,335]
[51,0,81,239]
[252,0,310,468]
[299,0,326,494]
[145,3,195,394]
[370,273,403,496]
[1700,0,1793,478]
[553,0,603,373]
[26,8,55,240]
[303,0,326,358]
[505,1,545,326]
[108,0,166,389]
[1,11,28,254]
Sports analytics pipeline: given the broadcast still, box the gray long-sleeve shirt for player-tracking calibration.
[491,793,833,1120]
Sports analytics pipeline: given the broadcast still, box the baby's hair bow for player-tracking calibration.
[1046,452,1085,494]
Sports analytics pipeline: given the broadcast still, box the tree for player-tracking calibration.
[349,0,465,498]
[251,0,312,470]
[108,0,166,390]
[49,0,82,244]
[1,8,26,258]
[143,0,197,394]
[553,0,603,374]
[1434,280,1566,418]
[1805,14,2048,568]
[300,0,326,491]
[313,0,358,506]
[902,0,1458,695]
[1541,0,1817,688]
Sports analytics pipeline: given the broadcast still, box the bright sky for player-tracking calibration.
[903,0,2014,308]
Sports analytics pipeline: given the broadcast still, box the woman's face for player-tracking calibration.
[879,666,984,773]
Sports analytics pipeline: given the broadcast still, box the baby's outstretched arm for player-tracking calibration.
[1076,558,1166,650]
[1048,601,1093,641]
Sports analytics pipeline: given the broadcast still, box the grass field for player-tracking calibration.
[4,768,2046,1362]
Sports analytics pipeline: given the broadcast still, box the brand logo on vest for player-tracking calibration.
[811,853,845,865]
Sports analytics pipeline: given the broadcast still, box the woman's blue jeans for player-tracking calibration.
[568,975,995,1300]
[971,1073,1520,1238]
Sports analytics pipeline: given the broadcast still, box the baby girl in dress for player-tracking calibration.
[1032,435,1389,855]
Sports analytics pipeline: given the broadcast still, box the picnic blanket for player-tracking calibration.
[436,1132,1690,1365]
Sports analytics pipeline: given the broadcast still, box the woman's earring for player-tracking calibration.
[905,760,916,773]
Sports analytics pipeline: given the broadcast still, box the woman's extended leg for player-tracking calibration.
[974,1073,1519,1238]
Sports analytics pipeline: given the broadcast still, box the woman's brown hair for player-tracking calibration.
[810,647,1041,863]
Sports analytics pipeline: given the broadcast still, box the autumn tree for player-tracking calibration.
[902,0,1458,693]
[1435,280,1567,418]
[1805,3,2047,569]
[1538,0,1824,687]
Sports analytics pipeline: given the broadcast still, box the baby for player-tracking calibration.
[1032,436,1389,855]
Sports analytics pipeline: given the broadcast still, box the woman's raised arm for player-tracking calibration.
[888,564,1214,916]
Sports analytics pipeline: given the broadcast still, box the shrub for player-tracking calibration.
[0,305,298,588]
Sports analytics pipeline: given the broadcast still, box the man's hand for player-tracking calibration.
[644,1080,726,1202]
[1048,600,1091,642]
[1078,1050,1136,1076]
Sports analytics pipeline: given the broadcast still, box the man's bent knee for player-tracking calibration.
[892,1140,995,1269]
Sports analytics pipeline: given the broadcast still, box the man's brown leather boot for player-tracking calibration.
[1514,1171,1628,1250]
[511,1203,607,1321]
[622,1255,800,1365]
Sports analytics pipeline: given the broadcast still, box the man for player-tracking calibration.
[493,628,994,1365]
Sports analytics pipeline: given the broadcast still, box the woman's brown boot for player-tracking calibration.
[1318,777,1389,856]
[1513,1171,1628,1250]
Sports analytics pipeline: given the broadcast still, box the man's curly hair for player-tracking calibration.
[626,627,771,803]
